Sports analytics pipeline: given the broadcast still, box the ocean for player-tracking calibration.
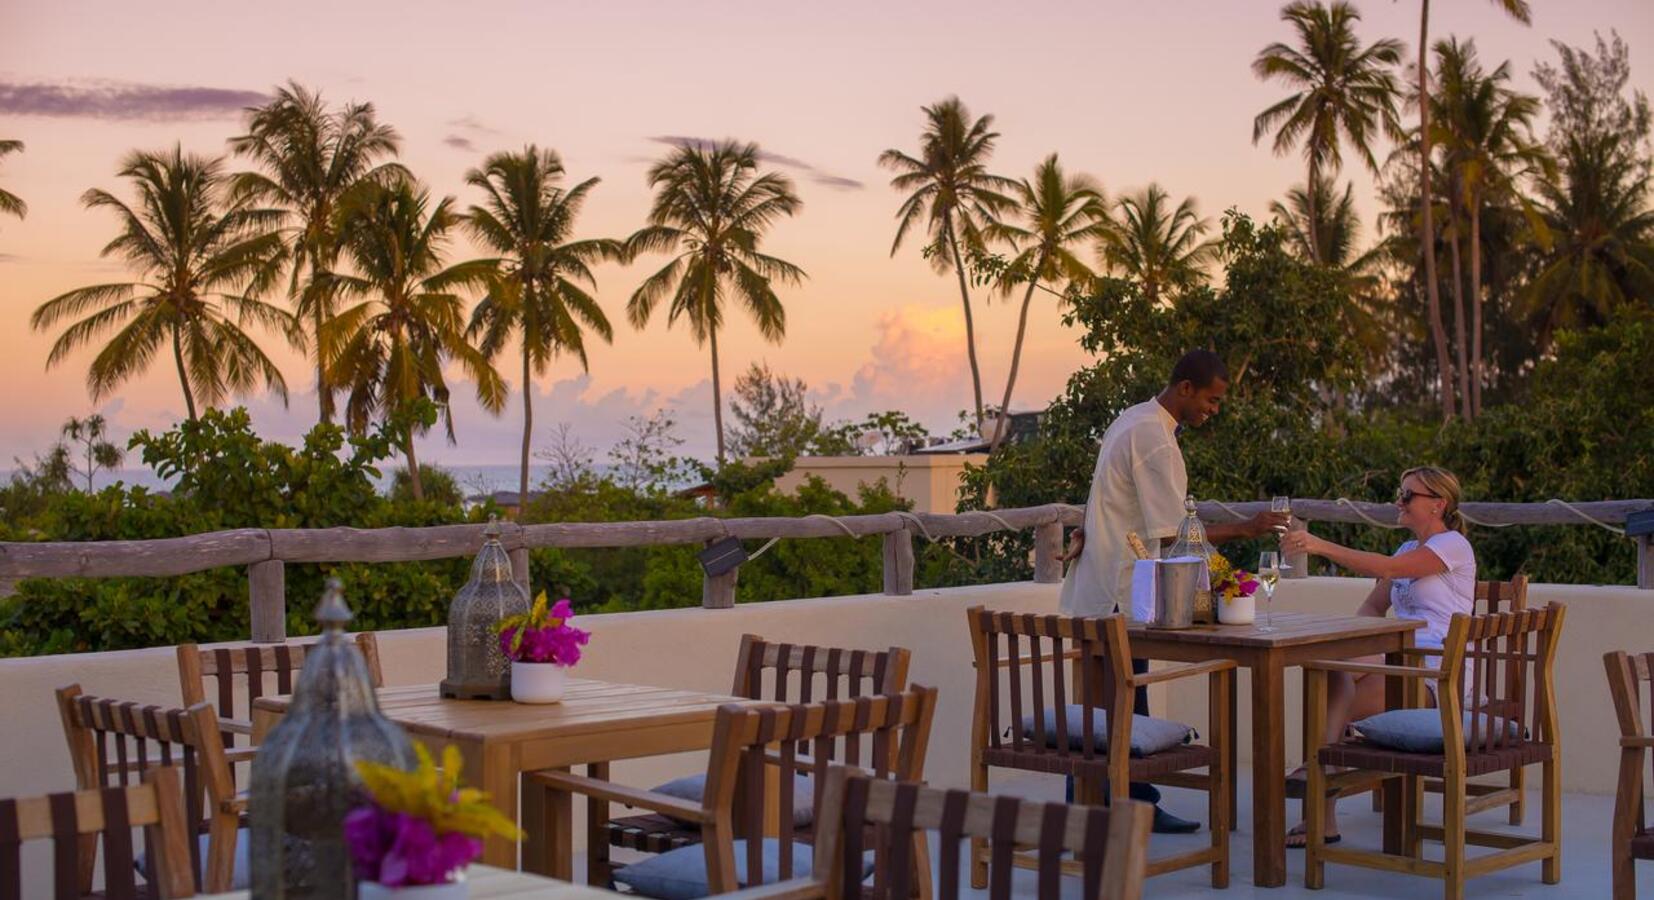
[3,463,570,498]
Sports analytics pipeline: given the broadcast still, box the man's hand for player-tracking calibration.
[1056,527,1085,563]
[1248,510,1290,538]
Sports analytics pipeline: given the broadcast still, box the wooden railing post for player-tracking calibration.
[701,537,738,609]
[1284,517,1309,579]
[883,527,915,596]
[249,559,286,643]
[1033,521,1064,584]
[1638,534,1652,590]
[509,546,531,597]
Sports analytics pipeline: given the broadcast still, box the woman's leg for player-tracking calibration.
[1290,655,1388,845]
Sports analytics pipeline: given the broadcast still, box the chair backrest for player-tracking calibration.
[1476,575,1529,615]
[813,766,1152,900]
[176,633,382,743]
[700,687,938,894]
[56,686,228,892]
[731,634,911,703]
[0,766,195,900]
[1605,650,1654,820]
[967,608,1136,763]
[1437,601,1566,757]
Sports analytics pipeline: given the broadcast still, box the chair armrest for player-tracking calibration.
[1622,737,1654,749]
[219,794,249,816]
[525,769,711,823]
[1130,659,1237,688]
[761,749,888,782]
[1303,659,1445,680]
[218,718,253,736]
[1399,647,1444,658]
[719,877,827,900]
[223,746,258,764]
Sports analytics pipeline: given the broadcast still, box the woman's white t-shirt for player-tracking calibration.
[1389,530,1477,649]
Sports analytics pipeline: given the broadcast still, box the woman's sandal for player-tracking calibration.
[1286,825,1341,848]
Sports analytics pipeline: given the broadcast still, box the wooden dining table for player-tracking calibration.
[199,863,621,898]
[1127,611,1422,888]
[252,678,753,876]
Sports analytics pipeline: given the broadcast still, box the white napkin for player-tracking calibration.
[1130,559,1158,622]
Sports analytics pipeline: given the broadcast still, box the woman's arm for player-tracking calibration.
[1282,531,1449,581]
[1356,578,1393,617]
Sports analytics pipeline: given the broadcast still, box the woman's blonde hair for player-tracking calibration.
[1401,465,1465,531]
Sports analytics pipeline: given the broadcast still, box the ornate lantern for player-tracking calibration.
[440,519,529,700]
[250,579,415,898]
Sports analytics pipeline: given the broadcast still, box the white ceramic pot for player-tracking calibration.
[1217,591,1256,625]
[510,661,568,704]
[359,871,467,899]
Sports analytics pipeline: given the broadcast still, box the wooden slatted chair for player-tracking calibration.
[1364,576,1532,821]
[1605,649,1654,899]
[530,687,938,899]
[734,765,1155,900]
[176,634,382,747]
[0,766,195,899]
[966,607,1232,887]
[605,635,911,860]
[55,686,245,893]
[1304,602,1565,899]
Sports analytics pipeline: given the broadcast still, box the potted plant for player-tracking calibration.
[496,592,591,704]
[1209,553,1262,625]
[346,743,523,898]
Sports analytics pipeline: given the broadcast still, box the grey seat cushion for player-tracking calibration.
[138,827,250,890]
[611,838,816,900]
[1352,708,1526,753]
[1019,706,1197,757]
[650,772,816,828]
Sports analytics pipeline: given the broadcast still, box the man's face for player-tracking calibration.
[1178,378,1228,427]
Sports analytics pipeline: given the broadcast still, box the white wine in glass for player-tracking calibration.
[1257,551,1281,632]
[1272,495,1293,571]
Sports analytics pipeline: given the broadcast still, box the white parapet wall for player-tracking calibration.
[0,575,1647,855]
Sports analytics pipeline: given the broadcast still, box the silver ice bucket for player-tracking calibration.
[1151,557,1203,629]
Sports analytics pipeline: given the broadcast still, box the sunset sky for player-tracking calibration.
[2,1,1650,466]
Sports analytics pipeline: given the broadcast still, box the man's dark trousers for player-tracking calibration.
[1066,657,1160,805]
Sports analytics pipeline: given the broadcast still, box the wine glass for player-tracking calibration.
[1257,551,1281,632]
[1272,496,1293,571]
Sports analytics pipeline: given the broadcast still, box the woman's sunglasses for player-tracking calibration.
[1395,488,1442,505]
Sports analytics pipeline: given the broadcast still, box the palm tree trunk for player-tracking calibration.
[311,249,335,426]
[1447,195,1472,420]
[710,326,726,465]
[1418,0,1457,421]
[405,425,425,502]
[1470,200,1485,418]
[519,346,532,521]
[989,274,1041,453]
[1306,159,1322,265]
[171,323,198,421]
[944,214,987,436]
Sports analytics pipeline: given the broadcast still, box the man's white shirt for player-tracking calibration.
[1057,399,1189,617]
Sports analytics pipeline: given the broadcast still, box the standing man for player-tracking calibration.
[1058,349,1285,832]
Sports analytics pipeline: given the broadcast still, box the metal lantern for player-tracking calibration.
[250,579,415,899]
[439,519,529,700]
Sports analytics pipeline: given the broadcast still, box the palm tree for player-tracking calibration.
[879,98,1016,437]
[1252,0,1403,264]
[0,139,25,220]
[1410,0,1532,419]
[31,146,292,420]
[1432,38,1549,417]
[625,140,805,464]
[229,81,406,426]
[320,180,506,500]
[464,146,621,515]
[1097,183,1217,304]
[983,154,1104,452]
[1524,135,1654,348]
[1272,173,1389,366]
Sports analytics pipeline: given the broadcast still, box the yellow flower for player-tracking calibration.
[356,742,524,841]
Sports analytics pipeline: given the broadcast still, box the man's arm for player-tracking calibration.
[1204,513,1289,544]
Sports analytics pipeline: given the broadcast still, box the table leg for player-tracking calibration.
[523,765,573,878]
[1228,677,1239,830]
[1381,641,1415,856]
[1252,654,1287,887]
[477,742,520,870]
[587,762,611,887]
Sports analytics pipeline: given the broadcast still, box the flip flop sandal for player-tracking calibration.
[1286,828,1341,848]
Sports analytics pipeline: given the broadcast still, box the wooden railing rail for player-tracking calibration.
[0,500,1647,643]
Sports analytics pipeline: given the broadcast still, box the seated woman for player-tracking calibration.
[1279,465,1476,847]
